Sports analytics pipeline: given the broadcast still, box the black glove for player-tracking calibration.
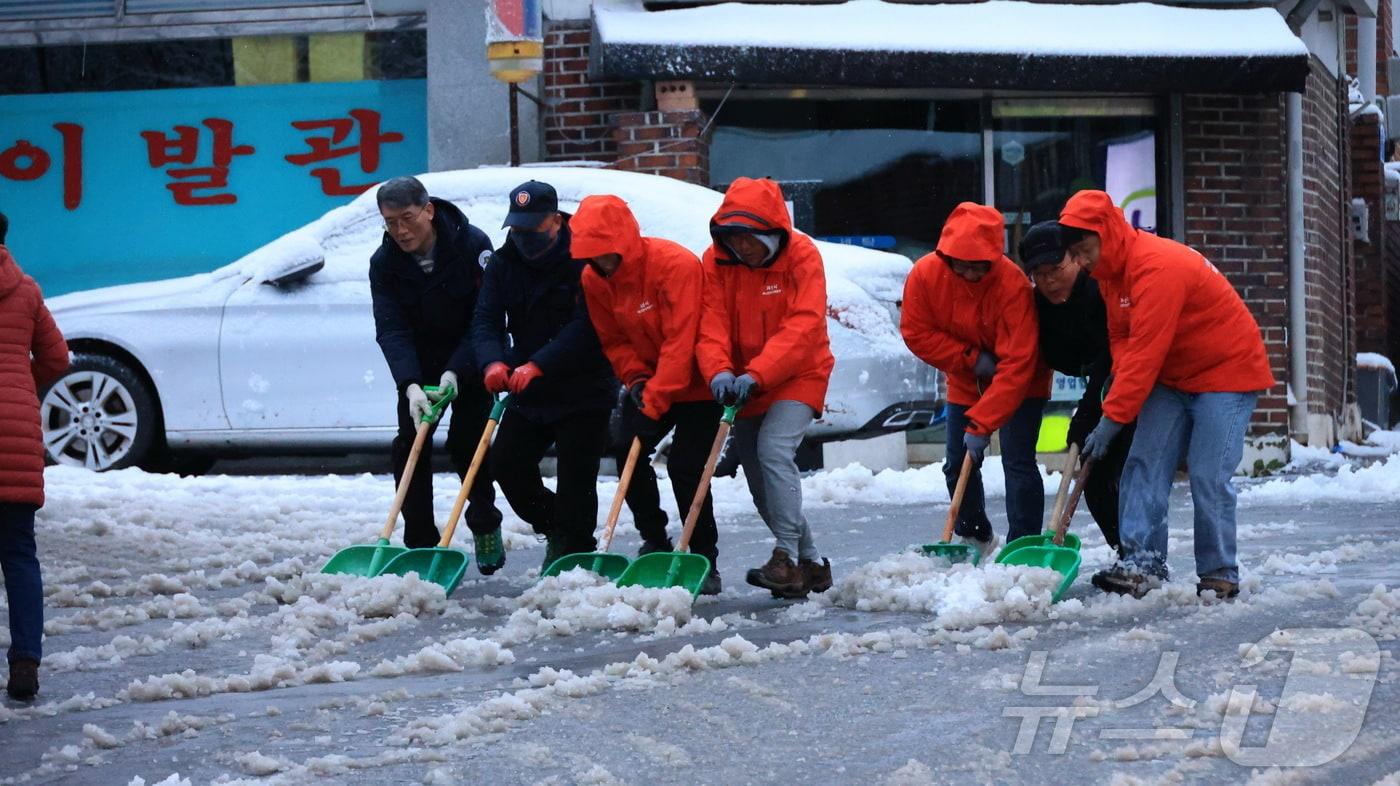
[1067,406,1096,450]
[624,402,665,444]
[628,380,647,410]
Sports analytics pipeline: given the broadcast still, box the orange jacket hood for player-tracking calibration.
[1059,190,1134,282]
[570,195,646,282]
[708,177,794,269]
[936,203,1006,266]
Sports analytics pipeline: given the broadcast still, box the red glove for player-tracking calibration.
[507,362,543,395]
[483,362,510,394]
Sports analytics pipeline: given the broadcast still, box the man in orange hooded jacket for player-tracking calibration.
[572,195,724,595]
[1059,190,1275,599]
[697,178,834,599]
[901,203,1052,556]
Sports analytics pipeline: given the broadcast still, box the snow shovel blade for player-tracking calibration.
[541,552,631,580]
[321,539,407,577]
[616,552,712,599]
[919,542,981,565]
[996,532,1082,563]
[378,547,470,596]
[998,544,1081,603]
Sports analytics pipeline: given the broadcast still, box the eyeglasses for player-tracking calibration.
[1030,258,1073,284]
[941,255,991,277]
[382,209,424,232]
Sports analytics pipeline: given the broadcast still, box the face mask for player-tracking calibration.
[511,228,556,259]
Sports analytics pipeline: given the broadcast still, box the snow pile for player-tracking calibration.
[1240,455,1400,505]
[488,569,700,644]
[825,552,1062,628]
[119,655,361,702]
[262,572,447,619]
[369,637,514,677]
[126,775,192,786]
[595,0,1308,57]
[1258,541,1400,576]
[234,751,289,776]
[1346,584,1400,640]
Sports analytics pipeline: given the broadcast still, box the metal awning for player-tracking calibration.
[592,0,1312,94]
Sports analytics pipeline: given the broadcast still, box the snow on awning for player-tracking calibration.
[591,0,1311,94]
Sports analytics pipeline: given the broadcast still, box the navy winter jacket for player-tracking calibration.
[369,198,493,391]
[471,217,616,421]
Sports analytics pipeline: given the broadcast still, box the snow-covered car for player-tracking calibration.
[43,167,939,472]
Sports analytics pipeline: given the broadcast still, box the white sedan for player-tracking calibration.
[42,167,939,472]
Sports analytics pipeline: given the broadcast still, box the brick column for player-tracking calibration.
[608,110,711,186]
[542,20,640,162]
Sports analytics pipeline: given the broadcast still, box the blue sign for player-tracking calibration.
[0,79,426,295]
[816,235,898,250]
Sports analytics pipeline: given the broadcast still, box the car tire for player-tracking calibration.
[40,353,160,472]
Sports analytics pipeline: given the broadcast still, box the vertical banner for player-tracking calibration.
[1104,132,1157,233]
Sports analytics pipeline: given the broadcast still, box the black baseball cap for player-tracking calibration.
[1018,220,1066,273]
[502,180,559,229]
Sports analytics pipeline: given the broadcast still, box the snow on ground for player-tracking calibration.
[2,454,1398,783]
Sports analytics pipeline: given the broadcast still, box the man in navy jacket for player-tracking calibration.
[369,176,505,572]
[472,180,617,569]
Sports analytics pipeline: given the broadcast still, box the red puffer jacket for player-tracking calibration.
[1059,191,1275,423]
[900,203,1052,436]
[573,194,710,417]
[696,178,834,418]
[0,247,70,506]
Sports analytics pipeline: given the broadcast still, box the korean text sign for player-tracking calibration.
[0,79,426,296]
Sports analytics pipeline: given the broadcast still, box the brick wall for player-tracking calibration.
[1353,114,1389,357]
[541,20,640,162]
[609,110,711,186]
[1181,94,1291,435]
[1301,56,1356,418]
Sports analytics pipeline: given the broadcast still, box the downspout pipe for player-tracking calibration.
[1287,91,1310,443]
[1359,16,1377,106]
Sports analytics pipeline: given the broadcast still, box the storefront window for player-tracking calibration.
[705,96,982,261]
[991,98,1160,262]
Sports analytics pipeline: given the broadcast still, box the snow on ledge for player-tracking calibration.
[594,0,1308,59]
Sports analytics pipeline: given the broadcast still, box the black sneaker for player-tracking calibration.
[1091,565,1158,598]
[699,569,722,596]
[6,659,38,702]
[638,537,674,557]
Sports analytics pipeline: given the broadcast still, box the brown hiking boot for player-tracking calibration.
[800,558,833,593]
[1196,577,1240,602]
[746,548,806,599]
[6,659,38,702]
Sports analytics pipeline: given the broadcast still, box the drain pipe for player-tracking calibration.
[1287,91,1309,443]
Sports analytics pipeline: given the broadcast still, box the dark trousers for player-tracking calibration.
[490,408,610,553]
[945,397,1047,543]
[617,400,722,561]
[392,385,502,549]
[1,504,42,664]
[1081,422,1134,554]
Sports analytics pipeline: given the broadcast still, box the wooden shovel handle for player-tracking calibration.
[678,405,738,552]
[1053,457,1094,546]
[439,397,509,549]
[382,420,433,540]
[940,452,975,544]
[1048,444,1080,535]
[600,437,643,551]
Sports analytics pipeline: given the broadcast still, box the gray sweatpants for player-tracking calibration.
[727,400,819,563]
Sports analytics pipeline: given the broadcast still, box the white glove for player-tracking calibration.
[427,371,457,402]
[406,383,432,422]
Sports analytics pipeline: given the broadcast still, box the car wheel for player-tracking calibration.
[40,353,159,471]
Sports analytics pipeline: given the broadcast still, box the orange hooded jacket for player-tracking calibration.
[900,203,1052,436]
[1059,191,1275,424]
[696,177,834,418]
[571,195,710,418]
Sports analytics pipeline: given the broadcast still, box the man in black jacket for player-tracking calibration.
[472,180,618,569]
[369,176,505,572]
[1020,221,1134,556]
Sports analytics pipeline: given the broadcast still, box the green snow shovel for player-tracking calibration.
[997,444,1083,563]
[321,385,456,576]
[920,451,982,565]
[378,395,509,596]
[997,456,1092,603]
[541,436,643,580]
[616,404,737,598]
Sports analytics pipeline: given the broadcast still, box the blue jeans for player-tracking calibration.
[1118,385,1258,583]
[1,504,42,664]
[945,398,1047,543]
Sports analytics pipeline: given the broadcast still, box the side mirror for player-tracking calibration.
[261,256,324,287]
